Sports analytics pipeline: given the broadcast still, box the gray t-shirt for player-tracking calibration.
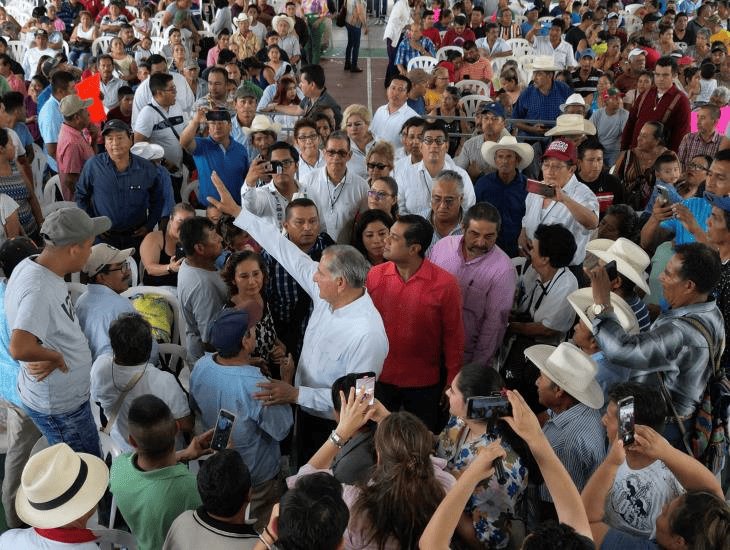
[177,260,228,362]
[589,108,629,166]
[4,257,93,414]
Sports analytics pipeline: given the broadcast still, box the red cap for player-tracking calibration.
[543,139,577,163]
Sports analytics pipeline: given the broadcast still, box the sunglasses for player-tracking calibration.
[367,162,388,170]
[325,149,349,158]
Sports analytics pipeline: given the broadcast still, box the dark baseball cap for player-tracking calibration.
[208,307,261,355]
[102,119,132,136]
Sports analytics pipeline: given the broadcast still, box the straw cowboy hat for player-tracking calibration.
[16,443,108,529]
[130,141,164,161]
[586,237,651,294]
[545,113,597,136]
[524,342,604,409]
[567,287,640,335]
[234,13,249,24]
[531,55,561,72]
[272,14,295,31]
[559,93,586,113]
[243,114,282,136]
[481,136,535,171]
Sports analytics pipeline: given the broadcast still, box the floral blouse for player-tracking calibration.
[436,415,528,549]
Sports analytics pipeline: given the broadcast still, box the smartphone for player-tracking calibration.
[656,185,675,206]
[526,178,556,198]
[174,242,186,259]
[211,409,236,451]
[356,374,376,405]
[617,396,635,446]
[604,259,618,281]
[270,160,284,174]
[466,394,512,421]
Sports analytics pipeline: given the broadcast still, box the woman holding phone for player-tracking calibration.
[140,202,195,288]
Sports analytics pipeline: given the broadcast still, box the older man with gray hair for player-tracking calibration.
[206,172,388,465]
[422,169,466,253]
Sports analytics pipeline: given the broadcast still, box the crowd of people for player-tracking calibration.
[0,0,729,548]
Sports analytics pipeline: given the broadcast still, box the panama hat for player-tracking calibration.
[131,141,164,161]
[567,287,640,335]
[16,443,108,529]
[559,93,586,113]
[243,114,282,136]
[532,55,560,72]
[545,113,597,136]
[272,14,295,31]
[481,136,535,171]
[524,343,604,409]
[586,237,651,294]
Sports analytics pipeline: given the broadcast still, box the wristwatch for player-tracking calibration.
[591,303,609,316]
[329,430,346,448]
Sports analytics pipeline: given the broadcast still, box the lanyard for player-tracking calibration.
[420,169,432,199]
[521,268,566,314]
[326,171,346,212]
[270,188,285,225]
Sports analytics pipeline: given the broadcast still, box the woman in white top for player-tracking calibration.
[69,10,98,68]
[342,104,374,180]
[294,118,325,181]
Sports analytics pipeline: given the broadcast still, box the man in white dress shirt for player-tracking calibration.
[398,121,476,215]
[370,74,419,149]
[526,17,579,70]
[241,141,300,230]
[131,54,194,124]
[299,131,369,243]
[207,172,389,465]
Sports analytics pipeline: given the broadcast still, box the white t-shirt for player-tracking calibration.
[133,99,188,171]
[90,355,190,452]
[4,257,93,414]
[132,72,194,123]
[605,459,684,537]
[0,193,19,244]
[516,265,578,339]
[370,103,419,148]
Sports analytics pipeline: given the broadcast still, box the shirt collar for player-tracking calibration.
[546,403,591,428]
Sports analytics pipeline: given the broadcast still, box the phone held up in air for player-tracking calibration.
[617,396,635,446]
[466,394,512,422]
[604,260,618,281]
[355,374,376,405]
[211,409,236,451]
[526,178,556,198]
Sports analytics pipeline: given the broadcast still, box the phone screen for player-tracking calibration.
[355,375,375,405]
[617,396,635,446]
[466,395,511,421]
[526,179,556,198]
[175,242,186,259]
[211,409,236,451]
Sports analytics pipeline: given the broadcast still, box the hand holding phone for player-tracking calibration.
[356,375,376,405]
[617,396,635,446]
[211,409,236,451]
[604,259,618,281]
[526,178,556,198]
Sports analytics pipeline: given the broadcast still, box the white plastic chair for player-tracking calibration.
[66,282,87,305]
[30,142,46,201]
[150,36,165,54]
[513,14,527,26]
[126,256,139,287]
[122,286,186,348]
[455,79,490,97]
[491,55,518,76]
[91,36,114,56]
[42,200,76,217]
[93,528,137,550]
[623,14,642,35]
[436,45,463,61]
[181,178,199,205]
[158,342,190,379]
[7,40,26,63]
[538,16,554,24]
[459,94,488,119]
[406,55,438,72]
[507,38,532,58]
[43,174,63,205]
[676,41,688,52]
[126,6,139,18]
[624,4,644,14]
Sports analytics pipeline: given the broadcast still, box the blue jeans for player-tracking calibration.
[345,23,362,67]
[24,400,102,458]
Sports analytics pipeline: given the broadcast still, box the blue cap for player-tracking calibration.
[705,191,730,212]
[578,48,596,59]
[480,101,506,118]
[208,309,251,356]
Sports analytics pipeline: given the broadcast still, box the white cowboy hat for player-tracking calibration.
[531,55,560,72]
[481,136,535,171]
[234,12,250,23]
[545,113,597,136]
[15,443,108,529]
[272,14,295,31]
[524,342,604,409]
[243,114,282,136]
[131,141,164,161]
[567,287,640,334]
[586,237,651,294]
[560,92,586,112]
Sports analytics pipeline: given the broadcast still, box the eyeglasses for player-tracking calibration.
[422,137,447,145]
[103,264,130,274]
[541,161,569,171]
[431,196,458,206]
[367,162,388,170]
[346,122,365,128]
[368,189,393,200]
[272,158,296,167]
[688,162,709,173]
[163,86,177,92]
[325,149,349,158]
[297,133,319,142]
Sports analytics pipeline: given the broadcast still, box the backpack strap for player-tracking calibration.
[679,316,723,377]
[661,93,682,126]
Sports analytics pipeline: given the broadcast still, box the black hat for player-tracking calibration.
[205,109,233,121]
[102,119,132,135]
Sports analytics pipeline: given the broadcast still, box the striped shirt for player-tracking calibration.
[570,67,604,98]
[625,293,652,333]
[677,131,722,172]
[513,80,573,137]
[540,403,606,502]
[660,196,712,246]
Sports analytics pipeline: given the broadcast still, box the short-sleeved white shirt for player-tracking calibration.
[531,36,579,69]
[522,175,598,264]
[133,99,188,171]
[516,265,578,338]
[370,103,419,148]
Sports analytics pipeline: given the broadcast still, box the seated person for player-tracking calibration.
[582,382,723,539]
[0,443,108,548]
[91,313,191,452]
[140,202,195,288]
[190,307,293,530]
[163,449,259,549]
[110,395,213,550]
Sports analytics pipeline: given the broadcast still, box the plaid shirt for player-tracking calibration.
[262,232,334,357]
[394,36,436,67]
[513,80,572,137]
[677,131,722,171]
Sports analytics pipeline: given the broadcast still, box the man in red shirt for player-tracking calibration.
[456,40,493,83]
[422,9,442,49]
[443,14,476,47]
[366,214,465,431]
[620,55,691,153]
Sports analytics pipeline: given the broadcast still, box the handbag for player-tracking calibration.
[335,1,347,27]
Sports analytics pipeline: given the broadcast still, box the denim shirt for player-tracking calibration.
[593,299,724,417]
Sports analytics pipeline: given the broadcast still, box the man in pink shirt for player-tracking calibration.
[455,40,493,84]
[57,95,97,200]
[429,202,516,366]
[366,214,464,432]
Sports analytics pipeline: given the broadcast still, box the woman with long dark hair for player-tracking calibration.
[352,209,393,266]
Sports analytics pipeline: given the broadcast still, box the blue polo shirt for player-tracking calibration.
[193,136,249,207]
[513,80,572,138]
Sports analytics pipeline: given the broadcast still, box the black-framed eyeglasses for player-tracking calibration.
[368,189,393,200]
[367,162,388,170]
[422,137,447,145]
[688,162,709,173]
[102,263,130,274]
[325,149,349,158]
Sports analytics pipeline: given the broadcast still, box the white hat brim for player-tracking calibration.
[589,248,650,294]
[567,288,640,334]
[15,452,109,529]
[480,140,534,171]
